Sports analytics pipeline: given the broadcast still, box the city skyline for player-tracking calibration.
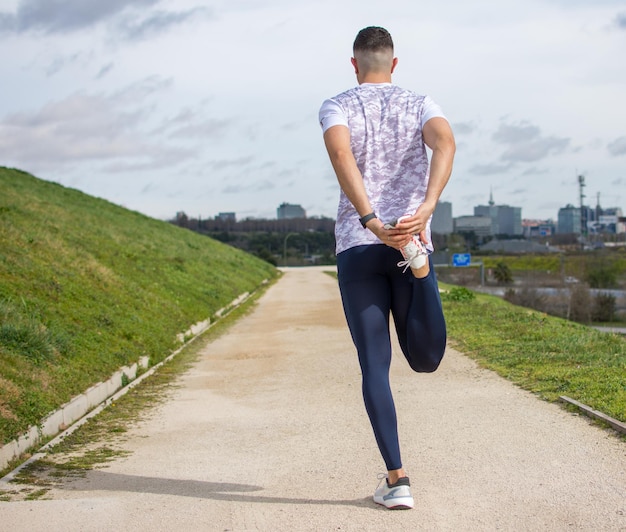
[445,186,625,223]
[192,191,624,225]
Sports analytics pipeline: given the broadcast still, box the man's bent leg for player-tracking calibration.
[392,256,447,373]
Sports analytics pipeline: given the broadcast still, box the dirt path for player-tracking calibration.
[1,266,625,531]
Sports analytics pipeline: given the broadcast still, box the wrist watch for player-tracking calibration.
[359,212,377,228]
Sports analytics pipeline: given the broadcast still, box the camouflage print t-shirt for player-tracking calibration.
[319,83,446,255]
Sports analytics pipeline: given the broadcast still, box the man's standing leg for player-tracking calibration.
[337,245,415,510]
[337,246,404,471]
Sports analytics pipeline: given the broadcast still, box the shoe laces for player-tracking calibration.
[397,257,414,273]
[397,238,426,273]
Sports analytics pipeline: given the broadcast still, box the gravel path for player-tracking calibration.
[1,266,625,531]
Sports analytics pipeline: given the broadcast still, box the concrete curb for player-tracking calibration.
[559,395,626,435]
[0,359,148,473]
[0,286,261,478]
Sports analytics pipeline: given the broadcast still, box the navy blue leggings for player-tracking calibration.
[337,244,447,471]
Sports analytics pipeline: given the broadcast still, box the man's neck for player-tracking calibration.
[358,73,392,84]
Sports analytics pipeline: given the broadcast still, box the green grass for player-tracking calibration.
[441,284,626,424]
[0,283,269,498]
[0,167,278,444]
[480,254,563,272]
[479,252,626,285]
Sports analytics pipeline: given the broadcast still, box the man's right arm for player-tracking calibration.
[395,116,455,244]
[422,116,455,213]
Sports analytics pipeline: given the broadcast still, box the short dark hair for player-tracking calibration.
[353,26,394,53]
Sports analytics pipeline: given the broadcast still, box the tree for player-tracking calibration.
[592,292,616,323]
[253,247,277,266]
[585,265,617,289]
[493,261,513,285]
[568,284,592,324]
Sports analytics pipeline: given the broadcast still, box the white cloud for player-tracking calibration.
[492,122,570,163]
[0,77,185,171]
[114,6,211,42]
[607,136,626,157]
[0,0,160,34]
[0,0,625,221]
[468,163,513,176]
[452,122,477,136]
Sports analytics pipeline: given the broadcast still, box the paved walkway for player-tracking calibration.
[594,326,626,336]
[1,267,625,531]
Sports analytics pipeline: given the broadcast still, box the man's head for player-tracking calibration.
[353,26,394,54]
[351,26,397,82]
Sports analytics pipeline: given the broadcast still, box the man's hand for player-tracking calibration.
[366,218,414,250]
[382,203,436,247]
[395,203,437,244]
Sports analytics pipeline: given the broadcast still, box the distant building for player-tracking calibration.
[522,219,556,238]
[498,205,522,236]
[216,212,236,223]
[474,191,522,236]
[277,202,306,220]
[557,204,581,234]
[473,191,498,232]
[431,201,453,235]
[588,207,625,234]
[454,215,492,237]
[605,208,626,234]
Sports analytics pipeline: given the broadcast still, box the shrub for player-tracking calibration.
[586,265,618,289]
[254,247,278,266]
[568,284,592,324]
[493,261,513,285]
[592,292,617,323]
[0,299,63,363]
[503,287,547,313]
[443,286,475,302]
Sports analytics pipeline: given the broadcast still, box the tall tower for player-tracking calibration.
[578,175,586,237]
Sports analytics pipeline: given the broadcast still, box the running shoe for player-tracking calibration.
[386,215,428,273]
[373,475,414,510]
[397,234,428,273]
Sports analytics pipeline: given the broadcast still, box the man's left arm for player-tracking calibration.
[323,125,391,241]
[396,117,456,243]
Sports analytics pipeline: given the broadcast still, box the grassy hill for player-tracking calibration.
[0,167,278,444]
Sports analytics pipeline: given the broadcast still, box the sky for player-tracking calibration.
[0,0,625,222]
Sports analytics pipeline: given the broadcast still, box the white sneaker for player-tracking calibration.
[387,215,428,273]
[373,476,414,510]
[398,234,428,273]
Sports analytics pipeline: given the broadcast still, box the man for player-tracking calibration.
[319,26,455,510]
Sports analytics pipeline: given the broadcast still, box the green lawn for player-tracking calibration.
[441,286,626,425]
[0,167,278,444]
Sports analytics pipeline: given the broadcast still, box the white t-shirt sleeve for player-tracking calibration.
[319,98,348,133]
[421,95,446,127]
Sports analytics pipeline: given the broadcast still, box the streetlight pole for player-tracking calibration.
[283,233,296,266]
